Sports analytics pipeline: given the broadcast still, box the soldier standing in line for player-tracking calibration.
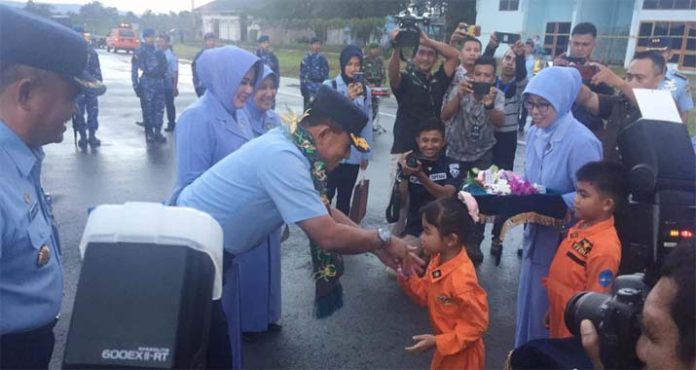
[256,35,279,81]
[72,26,103,149]
[132,28,168,144]
[299,36,329,110]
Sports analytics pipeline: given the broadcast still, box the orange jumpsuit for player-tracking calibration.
[545,216,621,338]
[399,249,489,370]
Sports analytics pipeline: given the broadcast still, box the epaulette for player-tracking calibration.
[673,71,687,80]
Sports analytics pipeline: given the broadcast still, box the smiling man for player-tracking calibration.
[0,5,105,369]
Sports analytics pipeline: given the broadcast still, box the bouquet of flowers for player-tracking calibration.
[463,166,545,196]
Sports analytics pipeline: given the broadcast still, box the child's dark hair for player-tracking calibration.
[416,117,445,137]
[576,161,628,209]
[420,196,474,244]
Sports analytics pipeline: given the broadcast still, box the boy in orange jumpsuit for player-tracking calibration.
[545,161,627,338]
[399,197,489,370]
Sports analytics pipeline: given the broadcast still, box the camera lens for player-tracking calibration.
[564,291,610,336]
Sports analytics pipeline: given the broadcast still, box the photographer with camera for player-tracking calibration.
[574,51,666,162]
[388,28,459,172]
[396,119,462,250]
[440,55,505,264]
[580,241,695,370]
[553,22,614,135]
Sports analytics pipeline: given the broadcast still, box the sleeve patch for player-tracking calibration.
[599,269,614,288]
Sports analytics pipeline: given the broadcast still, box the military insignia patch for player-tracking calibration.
[449,163,460,178]
[437,294,452,305]
[37,245,50,267]
[599,269,613,287]
[571,238,593,257]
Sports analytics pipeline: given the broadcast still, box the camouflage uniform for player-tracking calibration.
[72,45,102,147]
[300,51,329,110]
[363,55,385,120]
[132,43,168,142]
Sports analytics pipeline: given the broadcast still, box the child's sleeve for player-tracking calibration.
[435,286,489,355]
[398,276,428,307]
[585,239,621,293]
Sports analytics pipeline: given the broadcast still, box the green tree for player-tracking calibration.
[24,0,53,18]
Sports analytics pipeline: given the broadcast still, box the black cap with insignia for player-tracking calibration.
[646,37,671,51]
[0,5,106,96]
[309,85,370,152]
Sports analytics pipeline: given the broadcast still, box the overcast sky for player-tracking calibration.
[38,0,215,14]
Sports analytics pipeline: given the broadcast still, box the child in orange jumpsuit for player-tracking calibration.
[399,196,489,370]
[545,161,627,338]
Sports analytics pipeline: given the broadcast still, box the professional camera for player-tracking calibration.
[564,274,649,369]
[616,119,695,279]
[393,1,432,61]
[405,152,434,169]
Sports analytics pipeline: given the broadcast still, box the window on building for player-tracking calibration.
[643,0,696,9]
[637,21,696,71]
[543,22,571,57]
[499,0,519,11]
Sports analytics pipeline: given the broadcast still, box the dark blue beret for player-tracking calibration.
[0,5,105,95]
[310,36,321,44]
[309,85,370,152]
[258,35,270,43]
[204,32,217,40]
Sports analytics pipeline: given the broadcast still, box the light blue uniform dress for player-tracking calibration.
[515,67,602,346]
[168,45,262,369]
[660,67,694,116]
[0,121,63,335]
[236,66,284,333]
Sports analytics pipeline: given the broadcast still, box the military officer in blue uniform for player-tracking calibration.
[256,35,280,81]
[0,5,105,369]
[300,36,330,110]
[648,37,694,124]
[132,28,168,143]
[71,26,103,148]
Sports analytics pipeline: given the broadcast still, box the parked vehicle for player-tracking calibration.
[106,25,139,53]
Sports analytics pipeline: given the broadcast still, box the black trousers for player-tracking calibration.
[492,131,518,171]
[1,320,56,369]
[165,88,176,127]
[327,163,360,215]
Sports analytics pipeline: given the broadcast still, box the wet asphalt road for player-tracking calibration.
[46,49,526,369]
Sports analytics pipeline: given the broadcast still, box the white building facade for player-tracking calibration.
[475,0,696,71]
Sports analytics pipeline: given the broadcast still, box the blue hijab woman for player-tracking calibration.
[322,45,373,215]
[236,65,283,338]
[515,67,602,346]
[169,45,262,369]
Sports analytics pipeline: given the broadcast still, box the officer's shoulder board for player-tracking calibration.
[673,71,687,81]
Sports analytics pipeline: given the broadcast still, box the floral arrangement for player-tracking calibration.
[463,166,545,196]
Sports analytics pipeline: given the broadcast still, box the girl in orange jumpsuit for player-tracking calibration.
[399,196,489,370]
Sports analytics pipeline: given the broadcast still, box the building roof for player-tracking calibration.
[194,0,269,14]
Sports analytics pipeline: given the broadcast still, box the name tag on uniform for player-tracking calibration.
[28,201,39,221]
[429,172,447,181]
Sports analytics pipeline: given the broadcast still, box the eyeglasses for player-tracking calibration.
[524,99,552,114]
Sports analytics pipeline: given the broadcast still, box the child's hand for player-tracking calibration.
[405,334,436,354]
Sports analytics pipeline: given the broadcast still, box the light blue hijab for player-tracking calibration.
[523,67,583,158]
[196,45,262,114]
[245,65,281,135]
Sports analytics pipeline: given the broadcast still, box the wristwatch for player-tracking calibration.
[377,228,392,249]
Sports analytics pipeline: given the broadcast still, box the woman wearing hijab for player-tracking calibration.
[236,65,283,340]
[515,67,602,347]
[322,45,374,215]
[168,45,262,369]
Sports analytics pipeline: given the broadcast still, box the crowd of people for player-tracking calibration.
[1,4,695,370]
